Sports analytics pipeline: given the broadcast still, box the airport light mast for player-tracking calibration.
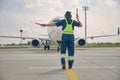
[20,29,23,45]
[82,6,89,43]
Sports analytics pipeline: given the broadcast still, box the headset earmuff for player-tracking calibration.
[64,15,66,18]
[64,15,72,18]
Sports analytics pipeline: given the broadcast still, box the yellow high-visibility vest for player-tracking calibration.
[62,19,74,34]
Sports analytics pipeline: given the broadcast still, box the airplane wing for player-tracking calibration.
[0,36,34,39]
[86,34,119,39]
[0,35,50,41]
[74,27,120,47]
[85,27,120,39]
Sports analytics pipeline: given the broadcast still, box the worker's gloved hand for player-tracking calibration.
[35,22,46,27]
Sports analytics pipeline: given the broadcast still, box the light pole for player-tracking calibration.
[82,6,89,42]
[20,29,23,45]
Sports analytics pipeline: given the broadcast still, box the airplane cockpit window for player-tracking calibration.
[53,19,60,23]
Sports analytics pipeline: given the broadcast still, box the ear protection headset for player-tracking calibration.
[64,15,72,18]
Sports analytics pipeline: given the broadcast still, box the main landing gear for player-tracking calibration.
[44,45,50,50]
[44,40,50,50]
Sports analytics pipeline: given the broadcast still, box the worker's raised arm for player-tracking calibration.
[76,15,83,27]
[35,22,56,27]
[76,8,83,27]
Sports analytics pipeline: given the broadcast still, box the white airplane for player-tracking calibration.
[0,16,120,52]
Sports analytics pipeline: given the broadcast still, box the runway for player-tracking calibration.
[0,48,120,80]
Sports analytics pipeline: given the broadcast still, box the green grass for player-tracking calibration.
[0,45,57,49]
[0,43,120,49]
[0,45,31,49]
[87,43,120,48]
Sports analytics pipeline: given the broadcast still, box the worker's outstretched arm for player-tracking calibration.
[35,22,56,27]
[76,15,83,27]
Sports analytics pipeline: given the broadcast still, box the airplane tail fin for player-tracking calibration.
[118,27,120,35]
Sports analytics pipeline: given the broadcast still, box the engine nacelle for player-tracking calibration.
[75,38,86,47]
[31,39,42,47]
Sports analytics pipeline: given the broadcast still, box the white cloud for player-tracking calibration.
[0,11,47,36]
[20,0,63,8]
[105,0,118,8]
[52,0,63,8]
[73,0,80,5]
[81,0,91,5]
[23,0,44,8]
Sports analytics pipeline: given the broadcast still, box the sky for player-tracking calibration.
[0,0,120,44]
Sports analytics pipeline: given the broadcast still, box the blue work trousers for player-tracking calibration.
[61,34,74,68]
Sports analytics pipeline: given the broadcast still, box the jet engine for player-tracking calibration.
[31,39,42,47]
[75,38,86,47]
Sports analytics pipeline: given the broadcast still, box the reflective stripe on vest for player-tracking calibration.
[62,19,74,34]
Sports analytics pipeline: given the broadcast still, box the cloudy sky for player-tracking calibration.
[0,0,120,44]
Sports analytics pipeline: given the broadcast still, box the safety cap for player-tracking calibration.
[65,11,71,16]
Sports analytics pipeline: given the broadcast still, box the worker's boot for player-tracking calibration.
[62,64,66,69]
[69,66,72,69]
[68,61,74,69]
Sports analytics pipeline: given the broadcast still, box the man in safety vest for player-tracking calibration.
[36,11,83,69]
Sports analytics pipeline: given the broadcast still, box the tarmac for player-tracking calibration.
[0,48,120,80]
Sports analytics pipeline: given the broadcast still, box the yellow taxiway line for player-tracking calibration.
[66,62,79,80]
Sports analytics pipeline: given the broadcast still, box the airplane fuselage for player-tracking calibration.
[47,17,63,46]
